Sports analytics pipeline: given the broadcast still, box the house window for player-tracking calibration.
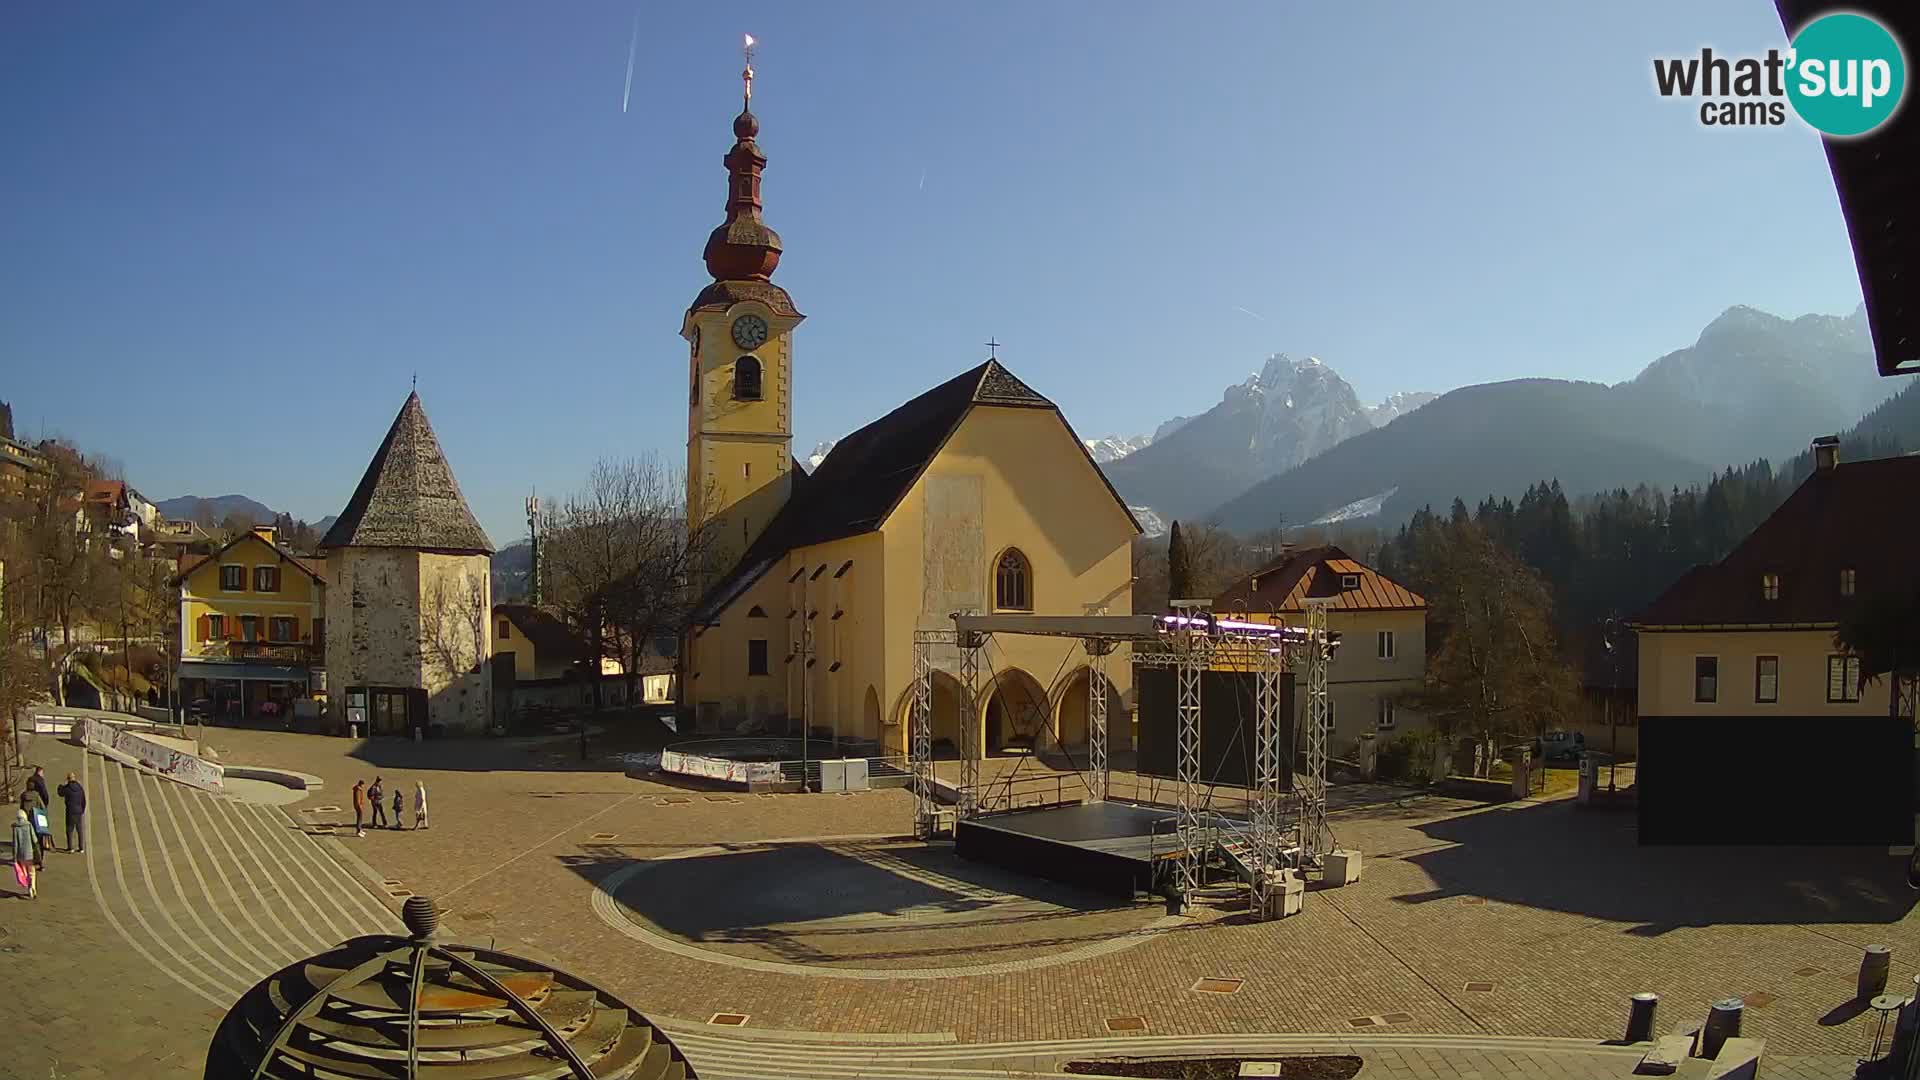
[254,565,280,593]
[498,618,511,639]
[994,549,1032,611]
[1340,574,1361,590]
[313,618,325,648]
[240,615,260,643]
[1755,656,1779,704]
[220,565,245,591]
[269,617,297,642]
[1761,573,1780,601]
[734,356,763,400]
[747,639,769,676]
[206,614,225,641]
[1377,698,1396,730]
[1828,655,1863,703]
[1693,656,1718,703]
[1377,630,1395,660]
[1841,568,1857,597]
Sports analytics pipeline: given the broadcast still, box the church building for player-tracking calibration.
[681,55,1140,760]
[321,392,496,737]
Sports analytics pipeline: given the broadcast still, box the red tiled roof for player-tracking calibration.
[1634,454,1920,627]
[1212,545,1426,614]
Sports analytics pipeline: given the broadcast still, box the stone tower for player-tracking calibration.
[319,392,496,737]
[682,44,804,575]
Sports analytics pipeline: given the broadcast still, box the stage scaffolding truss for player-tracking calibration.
[908,606,1335,920]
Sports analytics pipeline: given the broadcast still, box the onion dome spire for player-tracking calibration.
[703,33,782,282]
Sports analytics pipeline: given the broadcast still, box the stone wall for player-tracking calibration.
[323,548,494,735]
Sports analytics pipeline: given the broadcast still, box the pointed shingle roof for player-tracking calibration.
[319,392,494,554]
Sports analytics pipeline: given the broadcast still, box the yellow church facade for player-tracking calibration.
[680,59,1137,760]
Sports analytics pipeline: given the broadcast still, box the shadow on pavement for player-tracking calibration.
[1395,797,1917,933]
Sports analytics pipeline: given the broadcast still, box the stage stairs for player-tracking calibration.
[1213,820,1303,887]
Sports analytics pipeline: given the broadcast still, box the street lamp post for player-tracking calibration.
[1603,615,1620,792]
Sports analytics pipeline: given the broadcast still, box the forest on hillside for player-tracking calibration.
[1139,379,1919,679]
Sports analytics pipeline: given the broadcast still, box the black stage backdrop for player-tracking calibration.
[1638,715,1914,845]
[1136,669,1295,790]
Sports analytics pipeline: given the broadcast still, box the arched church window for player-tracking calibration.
[734,356,763,401]
[747,605,768,618]
[994,548,1032,612]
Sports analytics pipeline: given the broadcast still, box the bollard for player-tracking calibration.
[1861,944,1893,1000]
[1700,998,1743,1058]
[1624,992,1659,1043]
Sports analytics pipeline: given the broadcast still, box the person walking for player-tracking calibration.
[351,779,367,838]
[391,785,404,830]
[11,809,35,899]
[17,787,45,870]
[413,781,428,830]
[368,777,387,830]
[30,797,52,869]
[55,773,85,854]
[26,767,49,864]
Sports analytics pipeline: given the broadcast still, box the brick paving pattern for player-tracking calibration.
[5,725,1896,1078]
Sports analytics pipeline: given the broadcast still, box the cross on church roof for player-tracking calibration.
[985,338,1001,359]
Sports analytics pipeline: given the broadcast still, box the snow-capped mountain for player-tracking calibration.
[1104,354,1429,521]
[805,440,836,470]
[1084,434,1153,463]
[1365,392,1438,427]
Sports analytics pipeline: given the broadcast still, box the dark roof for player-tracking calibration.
[1775,1,1918,376]
[493,604,591,665]
[1213,545,1426,614]
[319,392,493,554]
[690,359,1139,624]
[1633,454,1920,627]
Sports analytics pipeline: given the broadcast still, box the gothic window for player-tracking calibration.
[994,548,1032,612]
[734,356,763,401]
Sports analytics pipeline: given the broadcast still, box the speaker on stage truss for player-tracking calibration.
[1134,669,1295,790]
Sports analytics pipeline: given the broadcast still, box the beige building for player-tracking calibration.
[681,75,1138,758]
[1632,440,1910,720]
[320,392,495,736]
[1212,546,1429,759]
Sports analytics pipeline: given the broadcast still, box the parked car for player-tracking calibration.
[1535,730,1586,762]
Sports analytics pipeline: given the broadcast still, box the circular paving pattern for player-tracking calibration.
[592,834,1181,980]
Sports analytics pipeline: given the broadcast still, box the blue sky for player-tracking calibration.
[0,2,1867,543]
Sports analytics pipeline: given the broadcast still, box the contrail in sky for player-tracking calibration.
[918,168,926,191]
[1233,306,1266,321]
[620,11,639,113]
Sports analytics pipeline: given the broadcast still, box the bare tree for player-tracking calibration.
[543,456,722,745]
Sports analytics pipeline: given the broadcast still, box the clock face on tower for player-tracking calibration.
[731,314,769,350]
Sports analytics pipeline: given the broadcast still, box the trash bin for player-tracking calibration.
[1577,754,1598,805]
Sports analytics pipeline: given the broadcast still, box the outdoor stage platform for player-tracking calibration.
[955,800,1232,899]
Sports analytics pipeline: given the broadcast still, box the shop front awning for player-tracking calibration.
[177,661,311,682]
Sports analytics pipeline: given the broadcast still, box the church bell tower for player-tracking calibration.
[683,36,803,571]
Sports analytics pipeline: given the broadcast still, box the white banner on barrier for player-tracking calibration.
[71,717,225,792]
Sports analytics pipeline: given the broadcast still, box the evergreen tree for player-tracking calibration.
[1166,520,1194,601]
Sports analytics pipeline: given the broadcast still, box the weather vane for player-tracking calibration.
[742,33,756,104]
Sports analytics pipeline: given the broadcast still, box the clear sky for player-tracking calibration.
[0,2,1867,543]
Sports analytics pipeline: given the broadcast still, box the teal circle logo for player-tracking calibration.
[1786,13,1906,137]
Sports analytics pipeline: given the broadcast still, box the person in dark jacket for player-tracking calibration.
[17,785,44,867]
[368,777,387,829]
[26,766,49,811]
[55,773,85,854]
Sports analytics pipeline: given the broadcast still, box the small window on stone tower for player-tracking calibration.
[734,356,763,401]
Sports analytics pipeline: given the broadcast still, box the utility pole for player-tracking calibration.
[1603,614,1619,793]
[525,493,542,607]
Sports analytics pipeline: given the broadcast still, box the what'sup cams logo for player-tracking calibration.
[1654,11,1907,136]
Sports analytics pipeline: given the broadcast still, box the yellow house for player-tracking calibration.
[1632,441,1910,720]
[175,525,327,721]
[680,77,1138,758]
[1211,545,1429,759]
[493,604,677,713]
